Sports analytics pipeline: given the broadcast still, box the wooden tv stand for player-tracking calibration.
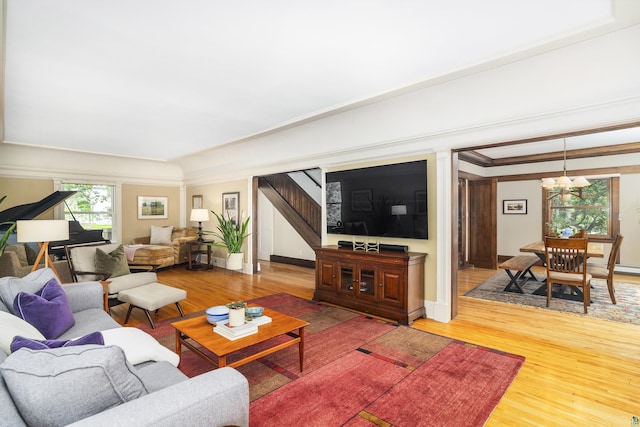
[313,246,426,325]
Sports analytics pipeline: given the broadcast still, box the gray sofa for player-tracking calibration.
[0,269,249,427]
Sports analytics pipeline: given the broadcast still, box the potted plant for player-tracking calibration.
[0,196,16,258]
[209,210,250,270]
[226,300,247,326]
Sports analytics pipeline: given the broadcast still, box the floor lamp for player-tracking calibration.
[17,220,69,282]
[190,209,210,242]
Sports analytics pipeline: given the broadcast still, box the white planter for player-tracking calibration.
[226,252,243,270]
[228,307,245,326]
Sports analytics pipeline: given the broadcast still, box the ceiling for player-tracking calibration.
[2,0,630,162]
[459,124,640,167]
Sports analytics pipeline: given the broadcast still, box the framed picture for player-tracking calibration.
[222,192,239,225]
[192,195,203,209]
[138,196,168,219]
[351,189,372,212]
[503,199,527,215]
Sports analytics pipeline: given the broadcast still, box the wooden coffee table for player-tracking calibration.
[172,307,309,370]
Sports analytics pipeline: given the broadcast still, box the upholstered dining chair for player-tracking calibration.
[544,237,592,313]
[587,234,623,304]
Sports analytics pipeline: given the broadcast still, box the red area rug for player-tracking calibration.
[142,294,524,426]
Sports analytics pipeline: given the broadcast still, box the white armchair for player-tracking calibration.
[65,243,186,328]
[65,243,158,308]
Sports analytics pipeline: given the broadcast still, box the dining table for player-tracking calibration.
[520,240,605,261]
[518,239,605,301]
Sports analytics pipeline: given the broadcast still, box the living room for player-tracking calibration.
[1,1,640,425]
[3,1,640,323]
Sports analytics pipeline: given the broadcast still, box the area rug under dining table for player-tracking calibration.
[464,271,640,325]
[141,293,524,427]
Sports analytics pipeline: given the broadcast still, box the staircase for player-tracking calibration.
[258,173,321,249]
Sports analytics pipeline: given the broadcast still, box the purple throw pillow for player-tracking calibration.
[10,331,104,352]
[13,278,75,339]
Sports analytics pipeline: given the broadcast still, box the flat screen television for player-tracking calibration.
[326,160,427,240]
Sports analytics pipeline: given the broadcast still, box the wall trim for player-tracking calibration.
[270,255,315,269]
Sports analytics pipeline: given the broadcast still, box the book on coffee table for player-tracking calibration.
[214,321,258,340]
[249,315,272,326]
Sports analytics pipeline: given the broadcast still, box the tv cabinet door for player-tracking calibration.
[356,264,376,301]
[378,267,406,308]
[338,263,358,295]
[317,259,338,291]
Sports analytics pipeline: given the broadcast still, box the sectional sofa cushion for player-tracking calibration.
[0,310,45,354]
[0,268,56,315]
[0,345,148,426]
[23,244,39,265]
[13,278,75,339]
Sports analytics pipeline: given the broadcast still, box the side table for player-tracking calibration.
[187,241,213,270]
[100,281,111,313]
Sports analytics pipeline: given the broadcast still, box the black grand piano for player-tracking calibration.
[0,191,110,257]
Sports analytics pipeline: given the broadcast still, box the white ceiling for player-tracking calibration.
[473,126,640,159]
[2,0,620,161]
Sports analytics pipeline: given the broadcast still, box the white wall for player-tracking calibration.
[495,174,640,267]
[0,144,184,185]
[257,191,315,262]
[619,174,640,266]
[257,192,274,261]
[497,180,543,256]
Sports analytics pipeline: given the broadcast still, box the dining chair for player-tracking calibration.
[587,234,623,304]
[544,237,592,313]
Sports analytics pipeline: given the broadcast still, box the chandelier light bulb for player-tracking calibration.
[541,138,591,201]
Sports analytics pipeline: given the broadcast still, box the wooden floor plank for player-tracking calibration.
[110,262,640,425]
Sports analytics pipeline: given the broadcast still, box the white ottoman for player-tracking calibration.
[118,283,187,329]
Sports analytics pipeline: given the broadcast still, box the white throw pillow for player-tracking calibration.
[101,327,180,367]
[150,226,173,245]
[0,310,46,354]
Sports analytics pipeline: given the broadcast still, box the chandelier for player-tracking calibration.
[541,139,590,202]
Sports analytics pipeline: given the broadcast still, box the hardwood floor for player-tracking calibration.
[111,262,640,426]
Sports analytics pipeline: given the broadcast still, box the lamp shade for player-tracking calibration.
[190,209,210,222]
[540,178,556,188]
[555,175,573,188]
[391,205,407,216]
[571,176,590,187]
[17,220,69,243]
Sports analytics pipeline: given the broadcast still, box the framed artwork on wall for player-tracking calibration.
[192,195,203,209]
[503,199,527,215]
[222,192,239,225]
[138,196,168,219]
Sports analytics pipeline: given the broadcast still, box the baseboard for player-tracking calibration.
[614,265,640,276]
[269,255,315,269]
[424,299,451,323]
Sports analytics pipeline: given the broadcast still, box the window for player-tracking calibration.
[543,177,619,240]
[62,183,114,241]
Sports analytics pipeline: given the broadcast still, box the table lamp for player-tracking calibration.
[190,209,209,242]
[17,220,69,281]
